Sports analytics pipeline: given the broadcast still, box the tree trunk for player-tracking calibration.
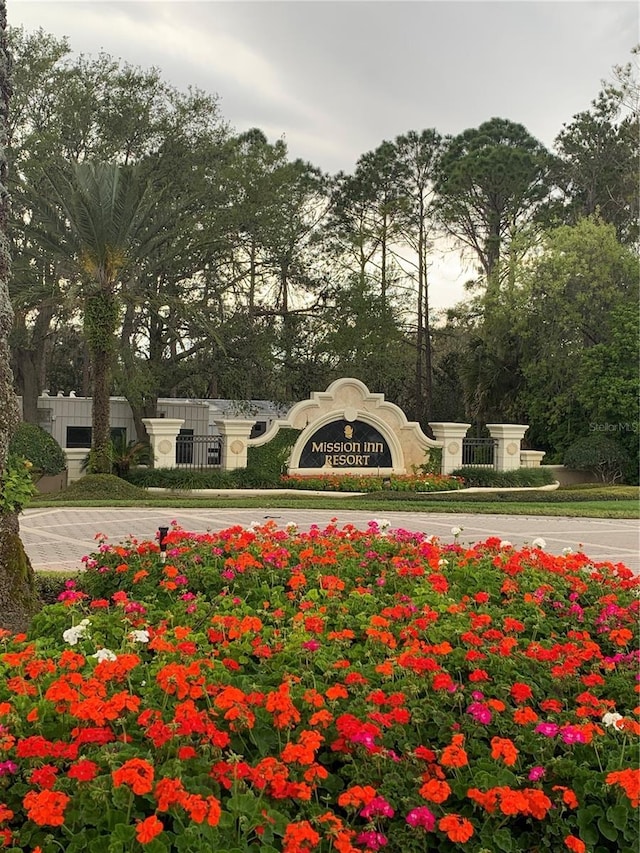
[423,264,433,426]
[85,290,117,474]
[0,0,41,632]
[130,397,157,445]
[10,293,56,422]
[0,513,40,632]
[91,342,112,473]
[12,344,40,422]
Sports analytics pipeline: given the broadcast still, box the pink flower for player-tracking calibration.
[406,806,436,830]
[360,797,394,819]
[467,702,492,724]
[356,831,388,850]
[302,640,320,652]
[528,766,546,781]
[351,731,377,750]
[535,723,560,737]
[560,726,586,744]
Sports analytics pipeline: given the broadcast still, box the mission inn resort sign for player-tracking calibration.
[299,419,392,469]
[247,378,440,476]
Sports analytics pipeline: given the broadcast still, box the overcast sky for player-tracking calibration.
[10,0,639,309]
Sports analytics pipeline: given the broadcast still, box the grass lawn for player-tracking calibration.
[31,479,640,518]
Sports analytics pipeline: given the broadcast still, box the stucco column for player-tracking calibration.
[428,423,471,474]
[214,420,256,471]
[487,424,529,471]
[142,418,184,469]
[520,450,545,468]
[64,449,90,483]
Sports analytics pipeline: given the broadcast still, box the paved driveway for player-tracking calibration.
[20,506,640,574]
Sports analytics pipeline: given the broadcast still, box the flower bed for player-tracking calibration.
[0,521,638,853]
[280,473,464,492]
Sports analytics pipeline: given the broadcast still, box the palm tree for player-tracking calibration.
[0,0,41,631]
[32,160,168,473]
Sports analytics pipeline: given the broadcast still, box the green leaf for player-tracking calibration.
[492,829,513,852]
[227,792,259,816]
[139,840,170,853]
[597,817,618,842]
[607,804,629,831]
[111,824,136,843]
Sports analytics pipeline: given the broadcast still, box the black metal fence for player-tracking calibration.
[176,435,223,468]
[461,437,497,468]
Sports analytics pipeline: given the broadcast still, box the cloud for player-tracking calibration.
[11,0,638,175]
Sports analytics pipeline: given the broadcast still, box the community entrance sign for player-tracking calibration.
[248,378,440,476]
[299,419,392,469]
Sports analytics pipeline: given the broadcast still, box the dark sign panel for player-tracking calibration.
[299,420,392,468]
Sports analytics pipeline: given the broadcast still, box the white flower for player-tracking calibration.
[249,521,261,530]
[62,619,90,646]
[62,628,81,646]
[128,630,150,644]
[531,537,546,549]
[424,535,437,544]
[499,540,513,549]
[602,712,624,729]
[285,522,298,531]
[562,547,573,555]
[372,518,391,531]
[91,648,117,662]
[438,558,447,567]
[450,526,462,537]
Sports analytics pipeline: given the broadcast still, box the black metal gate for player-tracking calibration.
[461,437,497,468]
[175,434,223,469]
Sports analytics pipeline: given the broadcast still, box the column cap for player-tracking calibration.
[486,424,529,439]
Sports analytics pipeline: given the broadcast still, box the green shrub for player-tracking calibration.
[280,473,463,492]
[50,473,149,501]
[9,422,67,475]
[1,455,38,512]
[109,437,152,477]
[449,466,556,488]
[564,435,633,484]
[353,485,638,504]
[245,427,301,483]
[125,467,238,489]
[123,429,300,491]
[35,572,79,604]
[415,446,443,475]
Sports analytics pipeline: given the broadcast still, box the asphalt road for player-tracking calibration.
[19,506,640,574]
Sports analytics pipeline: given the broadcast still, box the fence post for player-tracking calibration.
[486,424,529,471]
[520,450,545,468]
[214,420,256,471]
[142,418,184,469]
[428,423,471,474]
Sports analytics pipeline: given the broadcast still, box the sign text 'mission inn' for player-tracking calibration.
[298,420,392,469]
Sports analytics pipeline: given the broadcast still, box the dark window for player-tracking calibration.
[66,426,92,448]
[176,428,194,464]
[66,426,127,449]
